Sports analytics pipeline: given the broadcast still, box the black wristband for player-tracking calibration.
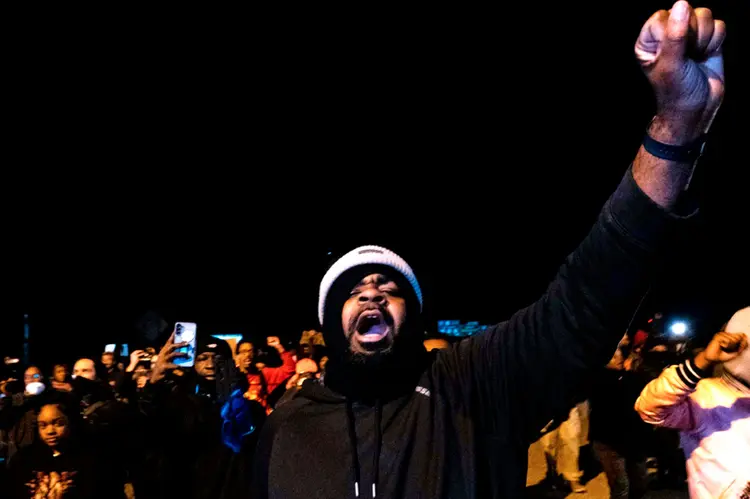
[643,132,707,163]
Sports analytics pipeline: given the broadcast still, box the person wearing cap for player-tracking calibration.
[252,4,728,498]
[136,333,260,499]
[636,307,750,498]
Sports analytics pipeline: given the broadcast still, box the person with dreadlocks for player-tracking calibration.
[135,333,262,499]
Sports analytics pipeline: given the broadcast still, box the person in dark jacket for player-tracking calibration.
[136,334,262,499]
[0,367,50,465]
[253,4,727,498]
[101,352,126,396]
[589,339,652,499]
[9,400,126,498]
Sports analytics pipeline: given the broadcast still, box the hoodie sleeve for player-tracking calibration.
[635,358,709,431]
[435,168,695,443]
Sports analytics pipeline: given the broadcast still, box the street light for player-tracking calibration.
[670,321,688,336]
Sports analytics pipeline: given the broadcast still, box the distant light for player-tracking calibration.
[670,322,688,336]
[212,334,242,343]
[648,318,653,323]
[327,251,332,256]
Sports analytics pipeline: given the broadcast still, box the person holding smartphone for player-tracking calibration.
[137,332,259,499]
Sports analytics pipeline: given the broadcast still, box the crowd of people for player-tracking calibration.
[3,2,748,498]
[0,329,332,498]
[531,308,750,498]
[2,307,748,499]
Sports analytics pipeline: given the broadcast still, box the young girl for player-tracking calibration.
[9,402,124,498]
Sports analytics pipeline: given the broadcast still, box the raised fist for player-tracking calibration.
[267,336,285,353]
[695,332,748,370]
[635,1,725,131]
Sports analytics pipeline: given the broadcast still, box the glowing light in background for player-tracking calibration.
[670,322,687,336]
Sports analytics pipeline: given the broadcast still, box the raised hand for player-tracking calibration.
[695,332,748,370]
[635,1,726,135]
[150,332,188,384]
[126,350,147,373]
[267,336,284,353]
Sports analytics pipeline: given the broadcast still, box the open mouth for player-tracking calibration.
[355,309,391,344]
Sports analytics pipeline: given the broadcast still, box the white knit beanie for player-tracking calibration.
[318,246,423,326]
[724,306,750,382]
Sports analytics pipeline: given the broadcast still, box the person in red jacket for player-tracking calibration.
[238,337,295,413]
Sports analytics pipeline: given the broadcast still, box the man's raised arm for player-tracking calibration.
[632,1,725,208]
[439,2,726,442]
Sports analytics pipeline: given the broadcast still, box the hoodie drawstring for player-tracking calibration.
[346,399,383,498]
[346,401,362,497]
[373,400,382,497]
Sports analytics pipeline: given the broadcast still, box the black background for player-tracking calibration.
[7,0,749,372]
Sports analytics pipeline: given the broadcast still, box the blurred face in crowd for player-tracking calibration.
[607,347,626,370]
[295,358,319,388]
[73,359,97,381]
[236,343,254,372]
[134,366,150,389]
[195,352,216,381]
[319,355,329,371]
[53,365,69,383]
[424,338,450,352]
[101,352,116,369]
[341,273,407,358]
[38,404,70,450]
[299,343,313,358]
[24,366,43,385]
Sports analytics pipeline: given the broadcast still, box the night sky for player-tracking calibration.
[10,0,748,372]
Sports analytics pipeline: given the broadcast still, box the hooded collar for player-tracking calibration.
[721,369,750,396]
[318,344,431,404]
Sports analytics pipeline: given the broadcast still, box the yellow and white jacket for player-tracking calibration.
[635,358,750,499]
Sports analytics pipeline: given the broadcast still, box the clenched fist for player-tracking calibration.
[695,332,748,371]
[635,1,725,135]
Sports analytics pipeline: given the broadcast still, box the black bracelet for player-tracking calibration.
[643,131,707,163]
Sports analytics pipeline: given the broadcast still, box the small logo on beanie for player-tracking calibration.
[359,249,384,255]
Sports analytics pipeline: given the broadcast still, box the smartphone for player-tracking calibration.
[174,322,197,367]
[119,344,129,358]
[104,344,116,353]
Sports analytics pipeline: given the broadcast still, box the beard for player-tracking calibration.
[326,317,427,401]
[344,342,395,367]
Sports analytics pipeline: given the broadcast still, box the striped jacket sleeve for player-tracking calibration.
[635,358,711,431]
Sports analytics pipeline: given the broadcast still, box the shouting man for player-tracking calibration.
[253,3,727,498]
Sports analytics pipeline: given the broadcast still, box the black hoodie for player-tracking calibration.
[253,169,694,498]
[135,337,262,499]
